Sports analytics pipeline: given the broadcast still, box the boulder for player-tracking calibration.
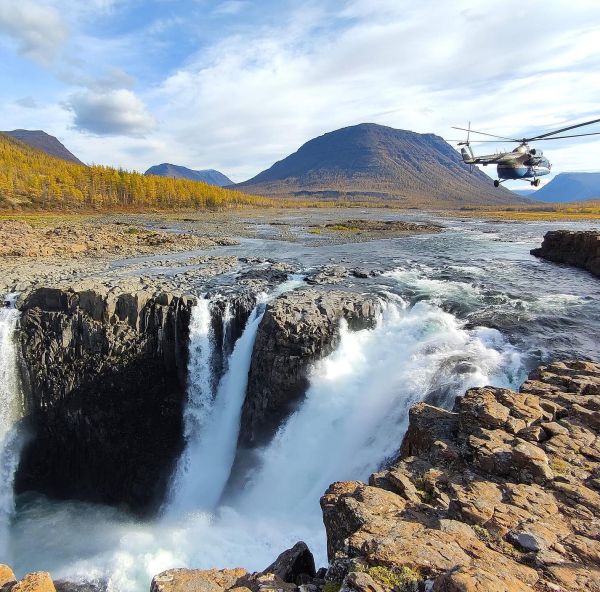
[263,542,316,584]
[11,573,56,592]
[0,566,16,588]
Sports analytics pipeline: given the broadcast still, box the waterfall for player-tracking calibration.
[234,298,522,520]
[168,275,305,515]
[167,298,215,507]
[0,295,23,559]
[168,304,264,513]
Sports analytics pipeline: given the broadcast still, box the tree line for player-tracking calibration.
[0,133,271,210]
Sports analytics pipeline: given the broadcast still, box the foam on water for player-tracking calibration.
[0,296,23,559]
[167,298,215,510]
[10,294,524,589]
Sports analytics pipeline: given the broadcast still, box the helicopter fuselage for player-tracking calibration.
[461,142,551,184]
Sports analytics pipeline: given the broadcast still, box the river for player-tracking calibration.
[2,215,599,590]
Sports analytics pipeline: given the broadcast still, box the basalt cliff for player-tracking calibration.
[13,285,377,514]
[532,230,600,278]
[5,282,600,592]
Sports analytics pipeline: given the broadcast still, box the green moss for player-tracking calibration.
[325,223,360,232]
[308,227,322,234]
[323,581,342,592]
[367,566,419,591]
[125,226,141,234]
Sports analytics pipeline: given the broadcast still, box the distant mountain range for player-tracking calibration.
[145,163,233,187]
[526,173,600,203]
[2,129,84,165]
[236,123,523,206]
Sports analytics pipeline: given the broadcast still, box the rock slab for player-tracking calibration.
[531,230,600,277]
[321,360,600,591]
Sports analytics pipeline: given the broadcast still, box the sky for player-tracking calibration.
[0,0,599,185]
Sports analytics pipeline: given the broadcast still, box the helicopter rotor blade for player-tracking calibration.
[529,131,600,141]
[525,117,600,141]
[451,127,519,141]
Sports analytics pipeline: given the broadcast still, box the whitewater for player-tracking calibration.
[0,295,23,560]
[4,218,599,590]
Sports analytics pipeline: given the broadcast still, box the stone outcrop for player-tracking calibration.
[264,541,316,584]
[531,230,600,278]
[0,570,56,592]
[15,285,195,513]
[239,289,380,446]
[151,543,317,592]
[321,360,600,591]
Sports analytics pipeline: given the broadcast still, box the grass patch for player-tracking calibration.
[325,223,361,232]
[125,226,141,234]
[472,524,494,543]
[550,457,570,475]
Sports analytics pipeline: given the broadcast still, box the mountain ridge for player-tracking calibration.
[2,129,84,165]
[145,163,233,187]
[236,123,525,206]
[529,172,600,203]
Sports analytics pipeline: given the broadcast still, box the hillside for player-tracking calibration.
[530,172,600,203]
[145,163,233,186]
[2,129,84,165]
[0,133,267,210]
[236,123,523,206]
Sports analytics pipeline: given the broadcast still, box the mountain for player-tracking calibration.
[529,173,600,203]
[236,123,523,206]
[145,163,233,187]
[2,129,84,165]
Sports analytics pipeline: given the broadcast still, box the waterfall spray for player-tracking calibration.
[0,295,23,559]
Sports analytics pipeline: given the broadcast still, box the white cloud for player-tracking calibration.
[0,0,67,63]
[213,1,247,16]
[147,0,600,181]
[67,89,156,136]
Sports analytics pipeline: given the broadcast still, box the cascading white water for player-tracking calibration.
[9,286,524,589]
[168,274,306,514]
[234,297,522,521]
[167,298,215,508]
[0,295,23,559]
[168,304,265,513]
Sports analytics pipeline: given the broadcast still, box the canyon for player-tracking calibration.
[0,212,598,591]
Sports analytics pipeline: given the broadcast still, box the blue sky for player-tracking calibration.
[0,0,599,184]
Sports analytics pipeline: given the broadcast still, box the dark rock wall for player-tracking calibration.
[15,287,194,514]
[531,230,600,277]
[239,289,380,447]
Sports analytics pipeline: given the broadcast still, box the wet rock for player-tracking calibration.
[304,266,349,285]
[531,230,600,278]
[15,285,194,514]
[321,360,600,591]
[263,542,316,584]
[239,289,379,446]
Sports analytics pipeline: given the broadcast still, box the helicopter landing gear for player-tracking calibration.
[494,180,500,188]
[531,179,541,187]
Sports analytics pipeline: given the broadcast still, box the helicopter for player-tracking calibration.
[452,118,600,187]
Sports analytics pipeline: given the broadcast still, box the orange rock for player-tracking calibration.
[12,572,56,592]
[0,564,16,586]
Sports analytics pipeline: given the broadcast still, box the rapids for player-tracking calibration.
[2,216,599,590]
